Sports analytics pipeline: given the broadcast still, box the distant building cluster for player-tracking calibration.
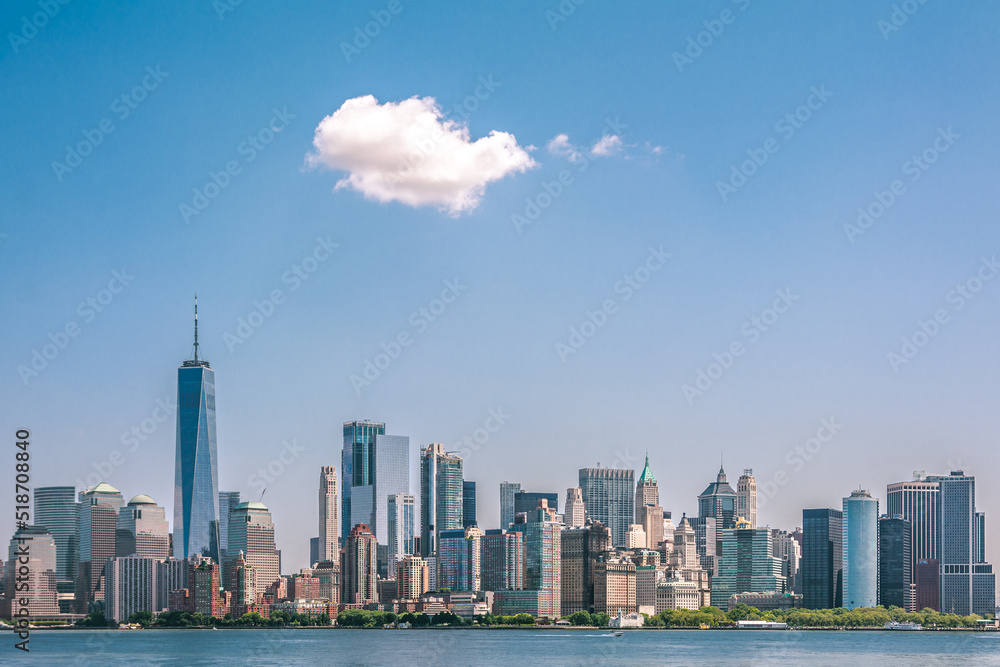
[2,308,995,623]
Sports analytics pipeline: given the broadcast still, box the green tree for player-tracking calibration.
[567,610,592,626]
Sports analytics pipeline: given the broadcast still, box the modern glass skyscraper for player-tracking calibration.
[463,481,477,528]
[579,468,634,548]
[387,492,415,569]
[173,299,220,562]
[936,471,995,616]
[499,481,521,530]
[438,526,481,592]
[698,466,737,534]
[33,486,78,584]
[218,491,240,575]
[710,527,785,608]
[341,421,409,546]
[842,489,879,609]
[514,491,559,517]
[879,515,913,610]
[802,508,842,609]
[420,443,464,556]
[886,474,939,567]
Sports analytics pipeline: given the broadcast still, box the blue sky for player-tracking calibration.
[2,1,999,575]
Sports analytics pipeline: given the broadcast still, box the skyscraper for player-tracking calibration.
[499,482,521,530]
[420,443,463,557]
[579,467,635,548]
[514,491,559,517]
[387,493,415,571]
[343,523,378,604]
[737,469,757,529]
[802,508,842,609]
[886,473,939,607]
[4,526,59,618]
[710,526,786,608]
[698,466,737,538]
[772,529,802,594]
[115,494,169,559]
[318,466,338,562]
[226,501,279,601]
[879,515,913,610]
[842,489,879,609]
[77,482,125,612]
[217,491,241,572]
[508,507,561,618]
[635,455,664,549]
[33,486,78,585]
[341,421,409,546]
[396,555,430,600]
[104,556,160,622]
[936,470,995,616]
[463,481,477,528]
[482,529,524,593]
[438,526,481,592]
[173,298,220,562]
[564,488,585,528]
[560,521,612,614]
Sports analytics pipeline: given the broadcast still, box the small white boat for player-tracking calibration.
[884,621,922,631]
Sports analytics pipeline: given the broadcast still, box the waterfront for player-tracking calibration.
[7,628,1000,666]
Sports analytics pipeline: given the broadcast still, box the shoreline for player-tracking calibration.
[7,624,994,633]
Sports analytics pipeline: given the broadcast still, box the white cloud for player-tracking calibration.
[546,133,582,161]
[591,134,623,157]
[306,95,536,215]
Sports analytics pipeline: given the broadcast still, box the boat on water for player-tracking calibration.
[884,621,922,631]
[601,631,624,637]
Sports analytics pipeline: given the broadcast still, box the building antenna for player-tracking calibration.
[193,294,200,361]
[259,488,266,503]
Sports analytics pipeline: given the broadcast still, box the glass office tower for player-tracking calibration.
[463,481,477,528]
[341,421,409,546]
[842,489,879,609]
[802,508,843,609]
[34,486,79,584]
[420,443,464,556]
[173,300,220,561]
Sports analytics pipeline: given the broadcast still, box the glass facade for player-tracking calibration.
[463,481,477,528]
[842,490,879,609]
[878,515,912,610]
[710,527,785,608]
[420,443,463,556]
[499,481,521,530]
[33,486,79,583]
[387,493,415,566]
[341,421,394,544]
[578,468,634,548]
[936,472,995,615]
[514,491,559,517]
[173,363,219,561]
[802,508,843,609]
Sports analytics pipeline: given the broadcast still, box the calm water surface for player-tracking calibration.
[6,628,1000,666]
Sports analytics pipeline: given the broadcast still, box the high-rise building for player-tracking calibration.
[309,538,319,568]
[499,482,521,529]
[698,466,737,555]
[736,469,757,529]
[463,481,477,528]
[318,466,338,562]
[104,556,160,622]
[157,558,189,612]
[3,526,59,618]
[387,493,415,572]
[190,556,226,618]
[915,558,940,611]
[438,526,481,592]
[974,512,986,565]
[687,515,718,577]
[559,521,612,614]
[579,468,635,548]
[593,556,636,615]
[226,501,279,601]
[116,494,169,559]
[77,482,125,612]
[843,489,879,609]
[231,552,257,612]
[312,560,340,605]
[217,491,241,571]
[635,455,664,549]
[772,529,802,594]
[420,443,463,557]
[710,527,786,609]
[887,473,939,607]
[564,488,585,528]
[802,508,843,609]
[396,555,430,600]
[341,421,409,547]
[508,507,561,618]
[879,515,913,611]
[343,523,378,605]
[935,471,995,616]
[514,491,559,518]
[482,529,524,593]
[626,524,647,550]
[173,299,220,562]
[33,486,78,587]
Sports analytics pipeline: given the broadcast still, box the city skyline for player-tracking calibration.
[3,0,999,601]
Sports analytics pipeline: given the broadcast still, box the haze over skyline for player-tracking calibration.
[2,1,999,575]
